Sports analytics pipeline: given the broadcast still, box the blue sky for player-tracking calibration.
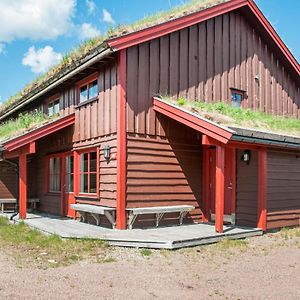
[0,0,299,103]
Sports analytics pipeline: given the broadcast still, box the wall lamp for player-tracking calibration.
[241,150,251,164]
[104,145,111,161]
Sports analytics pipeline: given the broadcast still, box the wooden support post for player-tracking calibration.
[19,153,27,219]
[215,146,225,233]
[257,148,267,231]
[202,148,210,222]
[60,155,66,217]
[116,49,127,230]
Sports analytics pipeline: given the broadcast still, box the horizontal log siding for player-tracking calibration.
[0,162,17,199]
[236,150,258,227]
[126,11,300,136]
[73,61,117,144]
[126,128,203,222]
[98,135,117,207]
[267,151,300,229]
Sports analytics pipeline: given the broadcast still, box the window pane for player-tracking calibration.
[231,92,243,108]
[66,174,74,192]
[49,157,61,192]
[48,104,54,117]
[66,156,73,173]
[80,85,88,103]
[90,152,97,172]
[88,80,98,99]
[53,100,60,114]
[80,153,89,172]
[80,174,89,193]
[90,173,97,193]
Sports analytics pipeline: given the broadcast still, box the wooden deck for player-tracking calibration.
[2,213,262,249]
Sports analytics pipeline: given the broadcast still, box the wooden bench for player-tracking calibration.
[71,204,116,229]
[0,198,40,213]
[127,205,195,230]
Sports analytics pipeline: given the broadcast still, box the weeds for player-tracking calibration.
[0,217,108,268]
[0,111,53,141]
[140,248,152,257]
[171,98,300,137]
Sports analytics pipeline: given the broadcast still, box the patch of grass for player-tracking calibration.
[140,248,152,257]
[97,257,117,264]
[214,238,249,251]
[279,227,300,239]
[170,98,300,137]
[0,217,108,268]
[0,111,53,141]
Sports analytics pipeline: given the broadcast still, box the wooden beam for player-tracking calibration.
[19,153,27,219]
[4,142,36,159]
[215,146,225,233]
[116,49,127,230]
[257,148,267,231]
[72,150,80,219]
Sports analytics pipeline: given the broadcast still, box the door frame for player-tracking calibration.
[204,147,236,224]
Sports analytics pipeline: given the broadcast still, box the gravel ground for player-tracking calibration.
[0,232,299,300]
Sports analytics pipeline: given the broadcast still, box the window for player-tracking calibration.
[48,99,60,117]
[231,89,244,108]
[80,151,97,194]
[65,155,74,193]
[49,157,61,192]
[79,79,98,103]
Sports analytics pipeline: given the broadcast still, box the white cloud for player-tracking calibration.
[78,23,100,40]
[22,46,62,74]
[0,44,5,54]
[0,0,75,43]
[86,0,96,15]
[102,8,115,24]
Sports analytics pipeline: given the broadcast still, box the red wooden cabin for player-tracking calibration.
[0,0,299,232]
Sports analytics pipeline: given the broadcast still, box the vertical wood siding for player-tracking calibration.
[126,119,202,221]
[236,150,258,227]
[74,60,118,144]
[267,151,300,229]
[126,11,300,137]
[0,162,17,199]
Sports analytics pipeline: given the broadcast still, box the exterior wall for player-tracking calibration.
[73,60,118,144]
[267,151,300,229]
[126,11,300,139]
[236,150,258,227]
[0,161,17,199]
[126,117,203,222]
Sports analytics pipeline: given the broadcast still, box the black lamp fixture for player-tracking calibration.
[241,150,251,164]
[104,145,111,161]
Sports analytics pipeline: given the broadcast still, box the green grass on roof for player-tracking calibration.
[171,97,300,137]
[0,111,54,142]
[1,0,227,115]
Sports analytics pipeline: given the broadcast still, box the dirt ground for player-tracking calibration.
[0,230,299,300]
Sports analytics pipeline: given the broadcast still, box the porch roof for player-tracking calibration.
[1,113,75,153]
[153,97,300,150]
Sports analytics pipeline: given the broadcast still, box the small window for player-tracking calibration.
[80,151,97,194]
[231,90,244,108]
[79,79,98,104]
[49,157,61,192]
[66,155,74,193]
[48,99,60,117]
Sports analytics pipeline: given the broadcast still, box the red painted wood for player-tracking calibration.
[61,154,66,217]
[257,148,267,231]
[153,98,233,143]
[107,0,248,50]
[3,114,75,152]
[19,153,27,219]
[215,146,225,233]
[116,49,127,230]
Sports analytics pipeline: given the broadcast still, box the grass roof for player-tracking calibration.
[0,0,227,117]
[0,112,56,144]
[169,97,300,138]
